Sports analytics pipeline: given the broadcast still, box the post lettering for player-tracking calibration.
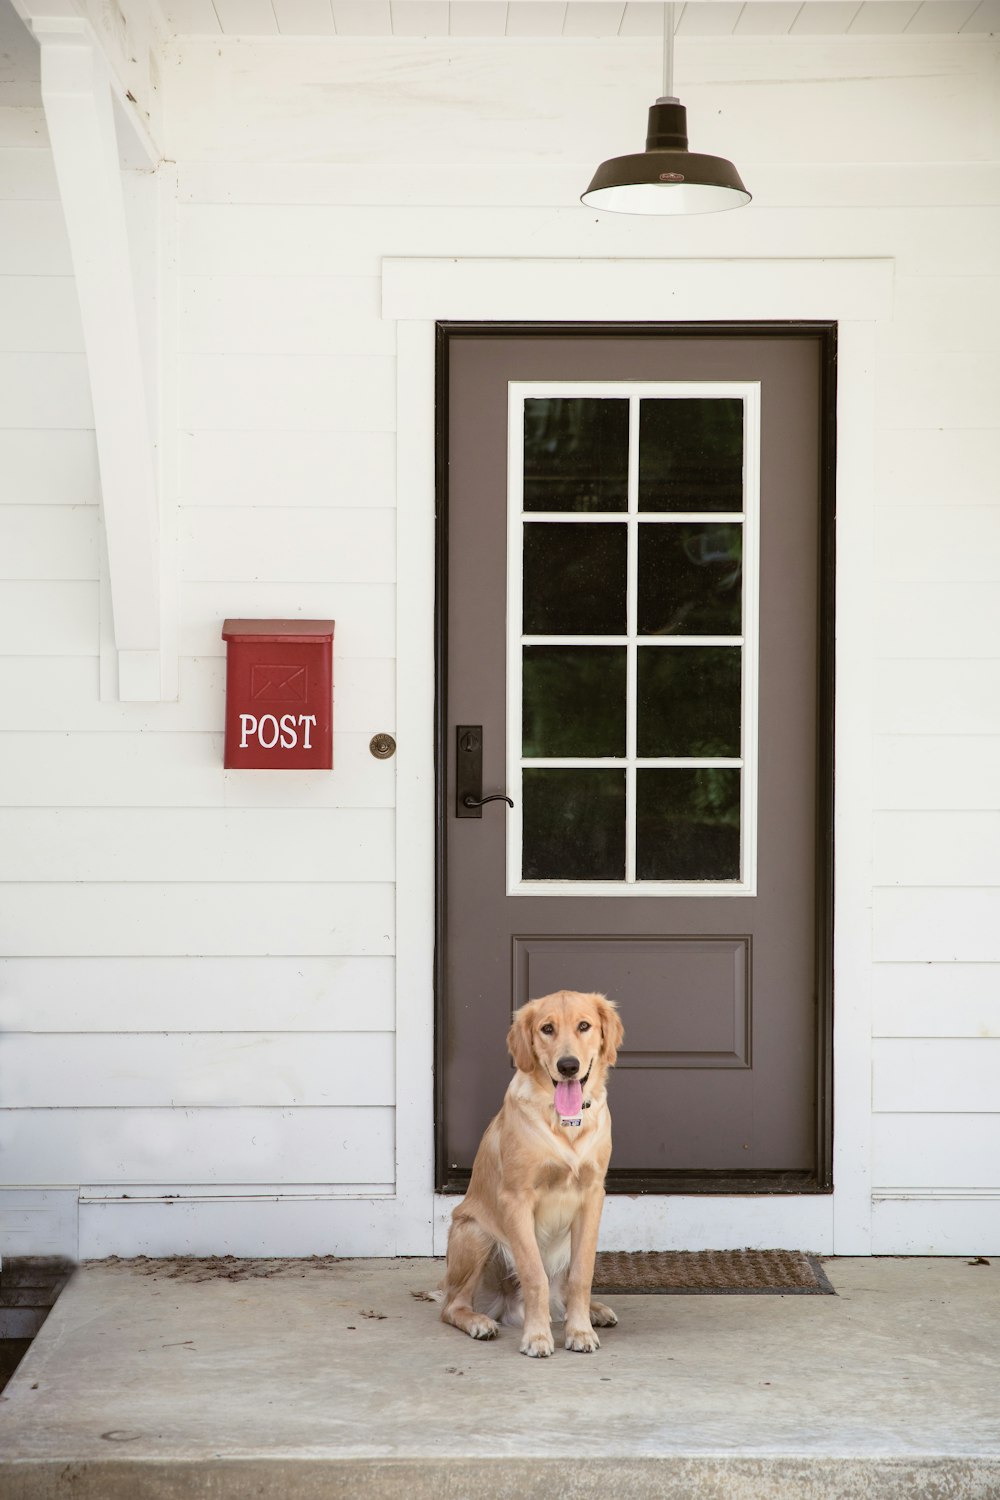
[236,712,321,753]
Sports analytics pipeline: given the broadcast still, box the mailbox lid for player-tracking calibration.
[222,618,335,645]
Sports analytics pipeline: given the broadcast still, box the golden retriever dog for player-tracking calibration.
[440,989,624,1358]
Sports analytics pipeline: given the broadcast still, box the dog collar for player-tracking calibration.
[559,1098,593,1128]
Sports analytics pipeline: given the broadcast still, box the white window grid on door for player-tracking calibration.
[506,380,761,899]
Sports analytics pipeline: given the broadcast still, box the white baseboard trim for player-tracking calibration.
[872,1193,1000,1255]
[0,1189,79,1260]
[433,1193,836,1256]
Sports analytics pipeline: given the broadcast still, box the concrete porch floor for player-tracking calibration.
[1,1255,998,1499]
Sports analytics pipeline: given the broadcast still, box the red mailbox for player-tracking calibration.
[222,619,334,770]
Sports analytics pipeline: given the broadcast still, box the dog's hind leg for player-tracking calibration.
[440,1214,500,1341]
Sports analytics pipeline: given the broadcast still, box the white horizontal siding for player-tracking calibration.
[0,581,98,655]
[0,147,60,200]
[875,891,1000,963]
[177,160,1000,211]
[875,737,1000,811]
[875,512,1000,584]
[178,429,395,508]
[875,812,1000,886]
[876,429,1000,508]
[0,277,83,352]
[0,1107,394,1184]
[0,732,394,809]
[0,657,394,732]
[0,203,73,273]
[179,352,395,431]
[178,507,395,584]
[179,582,396,660]
[876,583,1000,657]
[874,965,1000,1039]
[168,35,1000,166]
[874,662,1000,735]
[873,1114,1000,1189]
[180,275,395,356]
[0,352,93,428]
[0,883,394,957]
[178,202,1000,278]
[874,1039,1000,1114]
[877,353,1000,431]
[0,955,395,1032]
[2,1032,395,1108]
[884,275,1000,355]
[0,808,394,883]
[0,430,99,505]
[0,506,99,580]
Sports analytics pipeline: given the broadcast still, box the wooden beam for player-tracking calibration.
[33,16,165,700]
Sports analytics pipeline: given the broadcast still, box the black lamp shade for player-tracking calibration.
[582,100,750,215]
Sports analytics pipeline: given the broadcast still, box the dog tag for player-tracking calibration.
[560,1117,582,1128]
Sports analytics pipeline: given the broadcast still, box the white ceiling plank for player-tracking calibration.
[161,0,222,31]
[332,0,391,32]
[904,0,979,30]
[848,2,921,32]
[619,2,665,35]
[273,0,336,32]
[390,0,450,33]
[449,1,509,35]
[676,3,744,35]
[562,2,627,36]
[213,0,280,32]
[505,2,569,35]
[962,0,1000,29]
[790,2,861,33]
[734,1,802,33]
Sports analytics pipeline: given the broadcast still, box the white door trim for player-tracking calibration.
[389,257,890,1256]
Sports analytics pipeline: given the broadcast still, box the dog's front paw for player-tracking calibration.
[466,1314,499,1340]
[589,1300,618,1328]
[565,1325,600,1353]
[520,1328,555,1358]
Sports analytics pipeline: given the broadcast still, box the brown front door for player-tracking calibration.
[436,323,834,1194]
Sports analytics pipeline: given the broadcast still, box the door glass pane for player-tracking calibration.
[636,769,741,881]
[522,646,626,758]
[638,522,743,637]
[638,398,743,512]
[637,646,741,758]
[522,768,626,880]
[523,522,627,636]
[523,397,629,512]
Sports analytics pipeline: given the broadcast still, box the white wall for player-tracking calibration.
[0,28,998,1257]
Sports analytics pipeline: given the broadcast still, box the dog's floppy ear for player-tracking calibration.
[507,1001,537,1074]
[595,995,624,1067]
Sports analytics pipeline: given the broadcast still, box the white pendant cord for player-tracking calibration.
[658,2,678,103]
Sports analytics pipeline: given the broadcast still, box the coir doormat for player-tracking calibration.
[592,1249,836,1295]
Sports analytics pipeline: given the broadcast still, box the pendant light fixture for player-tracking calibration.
[582,4,750,216]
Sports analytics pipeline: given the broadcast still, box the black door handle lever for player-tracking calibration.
[463,793,514,810]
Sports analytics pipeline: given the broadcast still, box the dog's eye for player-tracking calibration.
[540,1023,555,1036]
[578,1021,591,1032]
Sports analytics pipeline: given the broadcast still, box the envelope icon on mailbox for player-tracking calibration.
[251,663,307,702]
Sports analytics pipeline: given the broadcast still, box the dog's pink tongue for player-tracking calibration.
[555,1079,583,1117]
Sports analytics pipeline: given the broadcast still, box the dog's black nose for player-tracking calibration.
[556,1056,580,1078]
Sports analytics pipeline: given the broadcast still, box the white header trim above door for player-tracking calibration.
[392,256,888,1256]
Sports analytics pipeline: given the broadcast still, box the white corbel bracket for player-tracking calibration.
[35,17,166,701]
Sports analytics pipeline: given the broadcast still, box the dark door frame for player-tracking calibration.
[434,320,837,1196]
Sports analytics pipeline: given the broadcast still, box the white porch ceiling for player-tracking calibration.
[160,0,1000,38]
